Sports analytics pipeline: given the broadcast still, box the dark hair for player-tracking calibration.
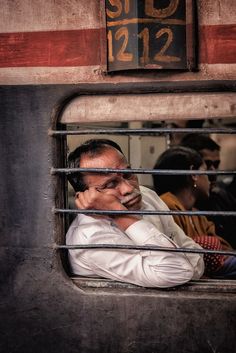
[67,139,124,192]
[181,133,220,153]
[153,146,203,195]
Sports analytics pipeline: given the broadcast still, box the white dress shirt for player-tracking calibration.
[66,186,204,288]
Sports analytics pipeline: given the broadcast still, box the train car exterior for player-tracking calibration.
[1,1,236,353]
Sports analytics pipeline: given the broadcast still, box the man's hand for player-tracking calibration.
[75,187,140,230]
[75,187,126,212]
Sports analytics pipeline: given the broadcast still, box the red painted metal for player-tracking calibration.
[200,24,236,64]
[0,25,235,68]
[0,28,106,67]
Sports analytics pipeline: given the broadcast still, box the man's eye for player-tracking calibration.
[105,180,118,189]
[123,172,134,180]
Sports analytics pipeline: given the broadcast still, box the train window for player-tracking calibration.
[51,92,236,293]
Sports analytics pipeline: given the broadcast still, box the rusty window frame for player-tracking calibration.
[51,124,236,293]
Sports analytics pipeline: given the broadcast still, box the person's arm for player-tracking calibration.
[158,191,204,279]
[71,218,196,288]
[72,189,200,288]
[166,220,204,280]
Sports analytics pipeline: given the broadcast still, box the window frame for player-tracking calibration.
[51,84,236,293]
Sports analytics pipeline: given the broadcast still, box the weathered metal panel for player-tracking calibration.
[0,0,101,33]
[0,0,236,84]
[0,84,236,353]
[198,0,236,25]
[60,92,236,124]
[200,25,236,64]
[0,29,105,68]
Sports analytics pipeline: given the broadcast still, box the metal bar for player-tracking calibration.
[49,127,236,136]
[53,208,236,216]
[57,244,236,257]
[43,80,236,94]
[51,167,236,175]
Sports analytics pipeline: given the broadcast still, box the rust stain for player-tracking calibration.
[230,104,236,114]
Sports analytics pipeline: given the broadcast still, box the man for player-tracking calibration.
[181,133,236,249]
[66,139,204,288]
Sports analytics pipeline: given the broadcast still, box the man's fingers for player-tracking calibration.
[74,188,124,212]
[75,188,98,209]
[75,195,83,209]
[75,191,87,209]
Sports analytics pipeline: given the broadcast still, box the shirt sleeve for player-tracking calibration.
[147,191,204,280]
[153,219,204,280]
[75,219,199,288]
[126,219,204,281]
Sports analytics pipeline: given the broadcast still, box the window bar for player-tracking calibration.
[49,127,236,136]
[51,167,236,176]
[56,244,236,257]
[52,167,236,216]
[53,208,236,217]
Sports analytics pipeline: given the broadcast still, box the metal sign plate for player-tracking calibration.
[105,0,195,71]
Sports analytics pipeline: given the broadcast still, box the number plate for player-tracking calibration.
[105,0,196,71]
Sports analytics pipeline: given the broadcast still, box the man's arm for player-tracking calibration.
[70,189,202,288]
[69,218,196,288]
[147,190,204,280]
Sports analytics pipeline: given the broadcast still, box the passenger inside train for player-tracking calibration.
[180,133,236,249]
[66,139,204,288]
[153,146,236,279]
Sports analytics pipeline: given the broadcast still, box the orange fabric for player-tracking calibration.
[161,192,231,275]
[161,192,231,249]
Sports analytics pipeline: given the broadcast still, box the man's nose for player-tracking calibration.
[209,164,217,171]
[118,178,134,194]
[208,165,216,176]
[207,164,217,183]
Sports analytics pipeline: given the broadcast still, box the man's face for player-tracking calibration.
[80,147,142,210]
[200,148,220,189]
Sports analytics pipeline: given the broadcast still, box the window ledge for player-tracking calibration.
[71,276,236,294]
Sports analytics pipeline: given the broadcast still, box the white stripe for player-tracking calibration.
[1,0,235,34]
[0,0,103,33]
[61,92,236,123]
[198,0,236,25]
[0,66,102,84]
[0,64,236,85]
[199,63,236,77]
